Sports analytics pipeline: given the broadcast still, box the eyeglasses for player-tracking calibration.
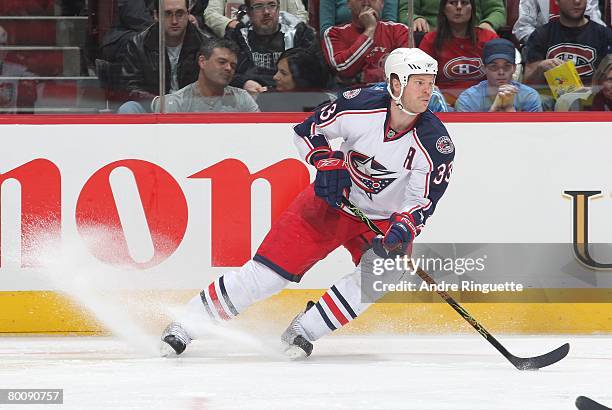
[250,2,278,12]
[164,10,187,19]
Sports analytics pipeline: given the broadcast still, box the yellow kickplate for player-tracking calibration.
[1,290,611,334]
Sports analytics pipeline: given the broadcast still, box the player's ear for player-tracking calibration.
[390,74,401,95]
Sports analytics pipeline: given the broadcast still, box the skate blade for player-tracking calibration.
[284,345,308,360]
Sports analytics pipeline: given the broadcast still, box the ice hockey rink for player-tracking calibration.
[2,116,612,410]
[1,333,609,409]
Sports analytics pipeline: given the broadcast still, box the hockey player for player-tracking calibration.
[161,47,455,358]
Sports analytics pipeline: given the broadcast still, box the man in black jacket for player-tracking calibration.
[118,0,211,113]
[100,0,154,62]
[226,0,319,96]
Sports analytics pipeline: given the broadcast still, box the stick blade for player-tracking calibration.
[576,396,612,410]
[509,342,570,370]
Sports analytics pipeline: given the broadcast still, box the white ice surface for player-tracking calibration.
[0,334,610,410]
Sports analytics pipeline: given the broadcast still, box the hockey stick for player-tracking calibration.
[341,196,570,370]
[576,396,612,410]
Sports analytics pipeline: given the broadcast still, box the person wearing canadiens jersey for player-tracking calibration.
[161,48,456,359]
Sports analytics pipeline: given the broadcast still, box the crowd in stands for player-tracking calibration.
[0,0,610,113]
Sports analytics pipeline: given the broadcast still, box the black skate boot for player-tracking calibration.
[160,322,192,356]
[281,301,315,360]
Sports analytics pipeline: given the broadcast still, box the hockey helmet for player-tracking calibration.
[384,48,438,87]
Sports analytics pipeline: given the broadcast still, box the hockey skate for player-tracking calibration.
[281,301,315,360]
[160,322,192,357]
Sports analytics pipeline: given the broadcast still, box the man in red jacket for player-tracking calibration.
[322,0,409,85]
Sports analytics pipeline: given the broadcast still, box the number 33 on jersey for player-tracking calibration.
[293,87,455,232]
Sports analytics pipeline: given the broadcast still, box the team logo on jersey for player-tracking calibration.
[343,89,361,99]
[346,150,397,199]
[436,136,454,154]
[546,44,596,76]
[443,57,484,80]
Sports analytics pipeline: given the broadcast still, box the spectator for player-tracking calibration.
[227,0,318,95]
[419,0,498,104]
[322,0,409,85]
[400,0,506,34]
[204,0,308,38]
[587,54,612,110]
[513,0,604,44]
[257,47,333,111]
[101,1,203,62]
[523,0,612,86]
[455,38,542,111]
[152,38,259,112]
[118,0,211,113]
[100,0,155,62]
[320,0,398,36]
[272,48,329,90]
[0,25,37,113]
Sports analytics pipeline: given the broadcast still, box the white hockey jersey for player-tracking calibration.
[293,87,455,232]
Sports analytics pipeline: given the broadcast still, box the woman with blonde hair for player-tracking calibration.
[588,55,612,111]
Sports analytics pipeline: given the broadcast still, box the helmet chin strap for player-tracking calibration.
[386,82,420,116]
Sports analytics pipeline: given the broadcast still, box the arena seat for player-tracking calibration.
[4,47,81,76]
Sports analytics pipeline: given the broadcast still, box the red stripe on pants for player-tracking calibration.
[208,282,230,320]
[322,293,348,326]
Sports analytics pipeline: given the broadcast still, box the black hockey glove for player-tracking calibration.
[313,151,351,208]
[372,212,418,258]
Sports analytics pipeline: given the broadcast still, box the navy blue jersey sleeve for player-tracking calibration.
[293,88,389,164]
[402,112,455,230]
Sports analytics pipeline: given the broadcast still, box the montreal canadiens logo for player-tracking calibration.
[547,43,596,76]
[342,89,361,99]
[436,136,454,154]
[443,57,484,80]
[347,150,396,199]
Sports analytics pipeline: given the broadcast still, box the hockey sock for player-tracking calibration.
[297,248,405,341]
[298,268,369,341]
[195,259,290,321]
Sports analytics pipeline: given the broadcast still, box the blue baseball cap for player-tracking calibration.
[483,38,515,65]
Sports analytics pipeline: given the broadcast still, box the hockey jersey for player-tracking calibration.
[293,87,455,232]
[525,19,612,80]
[419,28,498,100]
[322,21,409,84]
